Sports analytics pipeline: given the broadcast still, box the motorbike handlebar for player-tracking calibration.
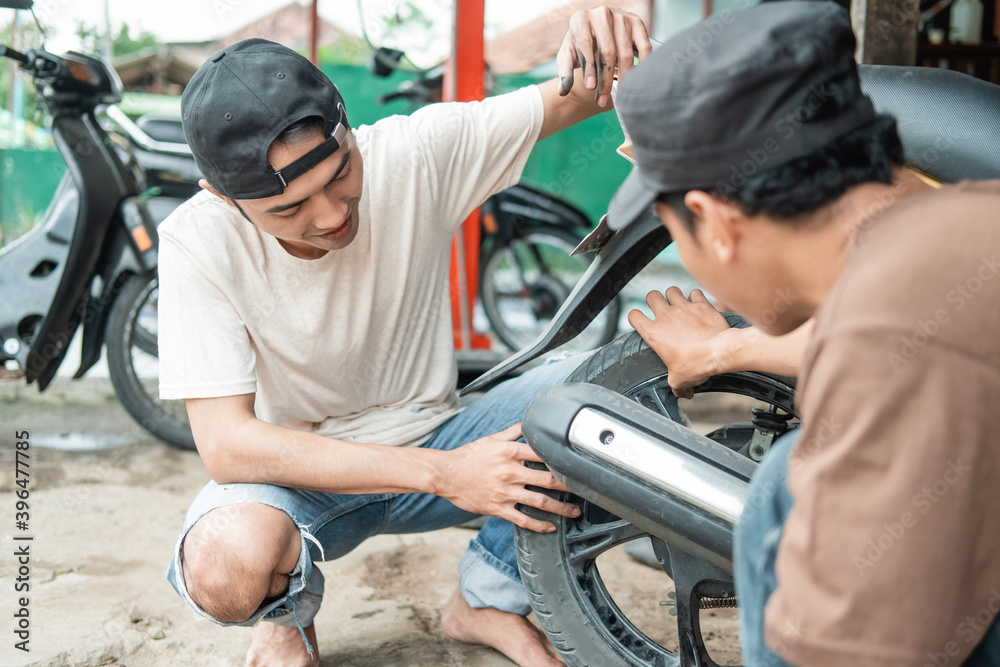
[0,45,29,65]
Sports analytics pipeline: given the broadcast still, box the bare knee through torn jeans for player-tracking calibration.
[164,353,585,657]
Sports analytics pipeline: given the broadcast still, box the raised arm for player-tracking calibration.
[537,6,652,141]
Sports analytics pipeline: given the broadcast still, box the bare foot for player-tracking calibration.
[441,588,566,666]
[245,621,320,667]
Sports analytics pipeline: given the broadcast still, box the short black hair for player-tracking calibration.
[272,115,328,147]
[657,114,905,232]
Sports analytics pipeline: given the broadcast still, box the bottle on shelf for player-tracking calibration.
[950,0,984,45]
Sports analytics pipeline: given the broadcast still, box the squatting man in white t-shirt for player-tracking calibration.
[157,7,651,666]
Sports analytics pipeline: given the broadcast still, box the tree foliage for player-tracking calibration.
[75,21,158,59]
[0,16,48,121]
[318,34,370,65]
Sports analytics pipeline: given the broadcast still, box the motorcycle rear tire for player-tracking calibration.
[513,324,797,667]
[106,271,197,451]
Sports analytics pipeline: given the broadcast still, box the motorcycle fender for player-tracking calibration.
[74,199,159,378]
[23,114,133,389]
[522,382,758,573]
[495,183,593,230]
[462,209,670,395]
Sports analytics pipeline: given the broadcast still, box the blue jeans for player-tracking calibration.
[734,431,1000,666]
[164,353,584,657]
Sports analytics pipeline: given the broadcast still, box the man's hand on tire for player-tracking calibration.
[440,423,581,533]
[629,287,742,398]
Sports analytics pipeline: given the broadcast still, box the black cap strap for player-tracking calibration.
[273,103,348,190]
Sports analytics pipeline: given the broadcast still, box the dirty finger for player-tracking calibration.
[556,32,578,95]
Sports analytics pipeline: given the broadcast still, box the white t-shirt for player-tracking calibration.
[157,86,544,446]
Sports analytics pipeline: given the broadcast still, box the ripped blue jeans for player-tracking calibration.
[163,353,584,657]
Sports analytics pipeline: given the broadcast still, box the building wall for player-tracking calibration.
[219,2,342,51]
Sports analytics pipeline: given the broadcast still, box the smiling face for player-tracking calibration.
[205,126,364,260]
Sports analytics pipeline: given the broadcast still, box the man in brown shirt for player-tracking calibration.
[600,2,1000,665]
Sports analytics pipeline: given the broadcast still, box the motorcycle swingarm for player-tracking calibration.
[522,382,757,574]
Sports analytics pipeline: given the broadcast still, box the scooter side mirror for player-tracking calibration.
[0,1,34,9]
[369,47,405,78]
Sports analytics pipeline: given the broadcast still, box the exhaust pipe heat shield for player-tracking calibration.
[522,383,757,573]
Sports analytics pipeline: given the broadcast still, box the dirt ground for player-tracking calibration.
[0,376,741,667]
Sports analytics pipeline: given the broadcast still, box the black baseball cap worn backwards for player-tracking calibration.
[182,38,349,201]
[608,1,877,230]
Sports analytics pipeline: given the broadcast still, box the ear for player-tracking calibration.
[684,191,740,264]
[199,179,236,208]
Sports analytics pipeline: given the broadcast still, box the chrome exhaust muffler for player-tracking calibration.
[522,383,757,573]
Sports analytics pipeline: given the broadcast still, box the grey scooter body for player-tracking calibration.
[0,26,182,388]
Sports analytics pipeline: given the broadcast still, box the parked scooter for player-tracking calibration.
[0,0,192,449]
[463,65,1000,666]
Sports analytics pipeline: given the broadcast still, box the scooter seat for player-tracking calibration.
[859,65,1000,183]
[136,115,188,146]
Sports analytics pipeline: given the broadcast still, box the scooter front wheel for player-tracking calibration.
[106,271,196,451]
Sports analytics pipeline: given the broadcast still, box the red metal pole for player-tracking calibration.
[702,0,713,19]
[309,0,319,65]
[447,0,489,350]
